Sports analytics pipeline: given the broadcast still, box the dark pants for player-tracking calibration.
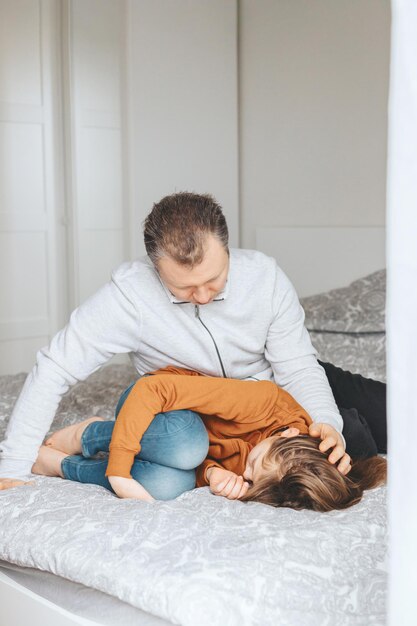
[319,361,387,459]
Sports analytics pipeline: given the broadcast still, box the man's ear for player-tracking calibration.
[279,427,300,439]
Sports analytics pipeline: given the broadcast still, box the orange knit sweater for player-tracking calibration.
[105,366,312,486]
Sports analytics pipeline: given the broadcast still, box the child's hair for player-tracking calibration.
[240,435,386,512]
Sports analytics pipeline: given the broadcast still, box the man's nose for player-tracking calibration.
[193,287,211,304]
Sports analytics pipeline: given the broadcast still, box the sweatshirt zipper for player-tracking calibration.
[194,304,227,378]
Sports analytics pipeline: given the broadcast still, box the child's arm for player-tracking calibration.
[106,374,277,479]
[106,373,311,481]
[108,475,155,501]
[195,458,224,487]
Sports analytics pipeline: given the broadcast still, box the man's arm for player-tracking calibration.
[0,278,141,479]
[265,265,349,469]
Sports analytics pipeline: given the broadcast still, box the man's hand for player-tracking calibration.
[207,467,250,500]
[0,478,34,491]
[309,423,351,474]
[108,476,155,502]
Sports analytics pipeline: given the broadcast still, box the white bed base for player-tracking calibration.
[0,569,101,626]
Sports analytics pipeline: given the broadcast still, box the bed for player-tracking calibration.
[0,270,387,626]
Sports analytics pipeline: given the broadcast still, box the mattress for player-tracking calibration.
[0,471,387,626]
[0,560,171,626]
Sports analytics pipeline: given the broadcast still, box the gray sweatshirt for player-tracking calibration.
[0,248,343,478]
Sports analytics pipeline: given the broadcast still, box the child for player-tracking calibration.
[33,366,386,512]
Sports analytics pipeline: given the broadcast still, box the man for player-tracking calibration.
[1,192,384,487]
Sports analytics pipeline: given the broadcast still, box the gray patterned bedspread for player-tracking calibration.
[300,270,386,382]
[0,271,387,626]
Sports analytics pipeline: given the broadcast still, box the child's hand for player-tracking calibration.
[108,475,155,502]
[0,478,34,491]
[207,467,250,500]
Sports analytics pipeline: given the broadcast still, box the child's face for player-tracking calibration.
[242,427,300,484]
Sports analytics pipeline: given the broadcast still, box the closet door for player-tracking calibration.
[0,0,67,375]
[66,0,127,307]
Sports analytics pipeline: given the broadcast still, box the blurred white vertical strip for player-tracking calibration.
[387,1,417,624]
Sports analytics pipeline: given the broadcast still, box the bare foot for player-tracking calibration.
[0,478,34,490]
[32,446,67,477]
[44,417,105,455]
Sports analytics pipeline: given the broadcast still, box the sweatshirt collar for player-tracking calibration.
[161,276,230,304]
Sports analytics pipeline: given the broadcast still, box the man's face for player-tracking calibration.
[156,236,229,305]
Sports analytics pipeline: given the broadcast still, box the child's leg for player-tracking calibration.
[79,408,209,467]
[84,377,209,465]
[60,409,209,499]
[319,360,387,453]
[134,409,209,469]
[60,455,196,500]
[45,379,209,498]
[114,381,136,417]
[45,417,106,456]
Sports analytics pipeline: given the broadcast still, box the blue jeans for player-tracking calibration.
[61,382,209,500]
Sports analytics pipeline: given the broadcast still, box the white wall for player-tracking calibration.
[239,0,390,285]
[125,0,239,256]
[0,0,390,373]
